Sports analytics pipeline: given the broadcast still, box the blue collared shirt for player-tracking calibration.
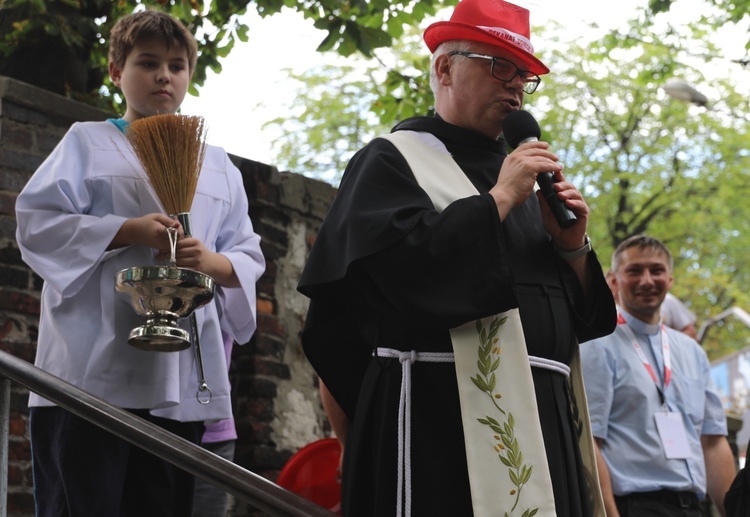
[580,309,727,497]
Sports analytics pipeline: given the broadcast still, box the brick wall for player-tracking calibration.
[0,76,334,516]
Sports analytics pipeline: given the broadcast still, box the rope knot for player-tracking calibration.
[399,350,417,365]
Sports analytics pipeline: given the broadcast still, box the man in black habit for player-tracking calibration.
[297,0,617,515]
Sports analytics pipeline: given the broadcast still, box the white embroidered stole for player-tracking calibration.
[378,130,604,517]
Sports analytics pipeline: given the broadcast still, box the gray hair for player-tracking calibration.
[429,40,476,95]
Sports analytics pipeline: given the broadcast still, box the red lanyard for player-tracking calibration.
[617,313,672,393]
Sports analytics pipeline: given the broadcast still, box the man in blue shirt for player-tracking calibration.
[581,235,734,516]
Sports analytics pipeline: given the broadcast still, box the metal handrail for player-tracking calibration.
[0,349,336,517]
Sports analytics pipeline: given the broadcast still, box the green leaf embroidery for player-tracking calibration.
[472,317,539,515]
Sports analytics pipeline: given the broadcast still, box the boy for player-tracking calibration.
[15,10,265,516]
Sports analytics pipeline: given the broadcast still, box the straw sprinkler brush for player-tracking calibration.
[127,113,207,235]
[127,113,213,404]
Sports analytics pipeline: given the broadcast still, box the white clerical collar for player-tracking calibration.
[620,308,661,336]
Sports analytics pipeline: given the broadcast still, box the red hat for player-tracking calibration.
[423,0,549,76]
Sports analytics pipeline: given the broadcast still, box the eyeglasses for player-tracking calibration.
[448,51,541,94]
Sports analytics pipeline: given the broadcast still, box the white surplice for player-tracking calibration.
[16,120,265,422]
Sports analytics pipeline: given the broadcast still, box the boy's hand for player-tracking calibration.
[109,213,182,251]
[174,237,239,288]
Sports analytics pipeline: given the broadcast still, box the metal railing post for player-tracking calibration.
[0,377,10,517]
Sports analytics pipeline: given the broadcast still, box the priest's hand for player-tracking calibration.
[489,140,562,221]
[538,171,589,251]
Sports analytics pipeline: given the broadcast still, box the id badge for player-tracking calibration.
[654,412,691,459]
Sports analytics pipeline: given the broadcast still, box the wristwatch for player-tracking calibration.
[554,235,592,261]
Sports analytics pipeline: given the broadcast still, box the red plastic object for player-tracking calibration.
[276,438,342,514]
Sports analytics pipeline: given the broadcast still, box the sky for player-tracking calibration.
[179,0,748,166]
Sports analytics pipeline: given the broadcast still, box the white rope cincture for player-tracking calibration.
[376,348,454,517]
[375,348,570,517]
[528,355,570,377]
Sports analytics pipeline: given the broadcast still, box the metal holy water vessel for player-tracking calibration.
[115,227,215,352]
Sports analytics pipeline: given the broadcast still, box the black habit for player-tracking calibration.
[298,116,616,516]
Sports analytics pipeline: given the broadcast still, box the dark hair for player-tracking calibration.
[108,10,198,76]
[611,234,673,272]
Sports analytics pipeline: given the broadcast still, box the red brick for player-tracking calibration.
[7,491,35,516]
[251,357,290,380]
[9,438,30,461]
[256,298,274,315]
[7,464,23,485]
[0,290,40,314]
[256,313,286,340]
[1,122,34,149]
[9,415,26,436]
[0,190,18,216]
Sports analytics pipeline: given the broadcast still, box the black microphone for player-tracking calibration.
[502,110,577,229]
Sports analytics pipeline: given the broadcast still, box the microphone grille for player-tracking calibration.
[502,110,541,149]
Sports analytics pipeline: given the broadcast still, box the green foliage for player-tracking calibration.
[649,0,750,49]
[263,22,436,181]
[702,320,750,365]
[0,0,455,112]
[264,3,750,360]
[262,63,388,182]
[532,10,750,360]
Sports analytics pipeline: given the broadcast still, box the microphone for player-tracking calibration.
[502,110,577,229]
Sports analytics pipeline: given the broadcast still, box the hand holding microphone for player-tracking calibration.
[502,110,577,229]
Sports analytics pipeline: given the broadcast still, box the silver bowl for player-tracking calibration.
[115,265,215,352]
